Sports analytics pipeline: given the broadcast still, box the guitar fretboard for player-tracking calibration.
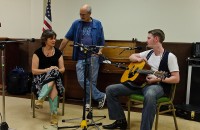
[137,69,154,75]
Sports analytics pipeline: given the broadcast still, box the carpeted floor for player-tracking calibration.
[0,96,199,130]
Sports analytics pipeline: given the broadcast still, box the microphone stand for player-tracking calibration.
[0,40,31,130]
[0,42,14,130]
[0,43,6,122]
[86,46,106,130]
[58,44,105,130]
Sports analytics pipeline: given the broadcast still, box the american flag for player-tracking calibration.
[43,0,52,31]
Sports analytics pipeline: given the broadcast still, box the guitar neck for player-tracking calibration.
[137,69,155,75]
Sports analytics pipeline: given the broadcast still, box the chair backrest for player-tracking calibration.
[168,84,177,102]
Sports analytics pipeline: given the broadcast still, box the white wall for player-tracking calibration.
[30,0,45,38]
[0,0,43,38]
[0,0,200,42]
[0,0,31,38]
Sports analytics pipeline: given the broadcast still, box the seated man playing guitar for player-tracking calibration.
[103,29,180,130]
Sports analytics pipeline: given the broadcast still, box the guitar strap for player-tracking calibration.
[146,50,154,60]
[146,50,172,95]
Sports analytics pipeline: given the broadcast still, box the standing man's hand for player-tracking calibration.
[97,48,103,55]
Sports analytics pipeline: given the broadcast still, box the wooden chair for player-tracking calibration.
[127,84,178,130]
[31,89,65,118]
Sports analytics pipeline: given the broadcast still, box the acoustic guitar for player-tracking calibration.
[120,61,168,86]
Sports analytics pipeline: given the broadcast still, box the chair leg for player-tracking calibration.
[32,93,35,118]
[127,99,131,129]
[155,105,160,130]
[171,104,178,130]
[155,103,178,130]
[62,92,65,116]
[57,94,65,116]
[31,92,33,108]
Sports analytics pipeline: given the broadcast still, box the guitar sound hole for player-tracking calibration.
[128,68,138,78]
[128,72,134,78]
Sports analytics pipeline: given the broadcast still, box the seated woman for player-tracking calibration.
[31,29,65,125]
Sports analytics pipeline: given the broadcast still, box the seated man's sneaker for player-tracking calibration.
[98,94,106,109]
[102,119,127,129]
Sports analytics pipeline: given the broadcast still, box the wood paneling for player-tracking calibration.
[0,38,20,86]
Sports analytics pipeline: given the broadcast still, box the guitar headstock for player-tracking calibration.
[154,71,169,79]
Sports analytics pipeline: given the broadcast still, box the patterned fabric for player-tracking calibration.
[32,69,64,97]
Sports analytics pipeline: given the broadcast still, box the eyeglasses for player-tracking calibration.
[80,13,88,16]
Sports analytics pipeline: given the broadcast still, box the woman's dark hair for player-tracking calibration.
[148,29,165,43]
[41,29,57,46]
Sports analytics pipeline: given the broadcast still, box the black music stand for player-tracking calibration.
[0,39,32,130]
[0,42,14,130]
[58,44,106,130]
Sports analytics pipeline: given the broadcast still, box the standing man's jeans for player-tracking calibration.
[106,83,164,130]
[76,56,105,104]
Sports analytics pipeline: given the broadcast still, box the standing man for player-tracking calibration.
[59,4,106,110]
[102,29,180,130]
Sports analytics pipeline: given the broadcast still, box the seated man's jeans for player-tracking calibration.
[106,83,164,130]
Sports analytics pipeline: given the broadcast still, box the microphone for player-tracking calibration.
[74,43,90,52]
[125,46,142,50]
[0,38,35,43]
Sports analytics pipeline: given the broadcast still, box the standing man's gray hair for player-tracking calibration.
[82,4,92,14]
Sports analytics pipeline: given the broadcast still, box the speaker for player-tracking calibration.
[192,42,200,58]
[186,58,200,106]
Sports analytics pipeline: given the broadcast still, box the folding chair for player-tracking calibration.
[127,84,178,130]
